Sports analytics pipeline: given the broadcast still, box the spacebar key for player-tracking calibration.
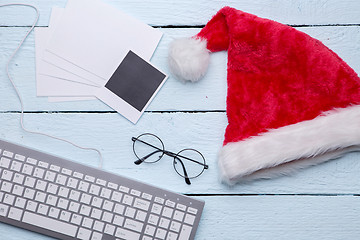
[22,211,78,237]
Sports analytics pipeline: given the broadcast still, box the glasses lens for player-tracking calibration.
[133,133,164,163]
[173,149,206,179]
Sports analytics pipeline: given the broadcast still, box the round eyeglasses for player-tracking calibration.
[132,133,208,185]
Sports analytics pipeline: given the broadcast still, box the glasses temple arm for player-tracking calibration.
[175,157,191,185]
[134,149,163,165]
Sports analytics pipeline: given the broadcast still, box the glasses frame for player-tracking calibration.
[132,133,208,185]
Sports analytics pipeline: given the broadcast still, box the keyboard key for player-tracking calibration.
[102,212,113,223]
[14,197,26,208]
[73,171,83,179]
[3,150,14,158]
[91,196,103,208]
[89,184,101,195]
[170,221,181,232]
[187,207,198,215]
[115,227,140,240]
[8,207,23,221]
[69,190,81,201]
[124,218,143,233]
[50,164,60,172]
[77,227,91,240]
[142,193,152,201]
[38,161,49,168]
[37,204,49,215]
[93,220,104,232]
[10,161,22,172]
[3,194,15,205]
[26,157,38,165]
[84,175,95,183]
[12,184,24,196]
[14,154,25,161]
[119,186,129,193]
[113,215,124,226]
[80,193,92,205]
[91,232,102,240]
[104,224,116,235]
[58,198,69,209]
[47,183,58,195]
[56,174,67,185]
[44,171,56,182]
[155,228,167,239]
[1,169,13,181]
[22,164,33,175]
[165,200,175,208]
[80,205,91,216]
[179,224,192,240]
[67,177,78,188]
[13,173,24,184]
[151,203,162,215]
[173,210,185,222]
[103,200,113,211]
[96,178,106,186]
[0,157,10,168]
[135,210,147,222]
[23,211,78,237]
[176,203,186,211]
[46,195,58,206]
[82,217,94,229]
[111,191,123,202]
[24,176,36,187]
[184,214,196,225]
[35,191,46,202]
[148,214,159,225]
[0,203,9,216]
[122,195,134,206]
[61,168,72,176]
[107,182,118,190]
[26,201,38,212]
[91,208,102,220]
[162,207,174,218]
[23,188,35,199]
[79,181,90,192]
[58,187,70,198]
[35,179,47,191]
[144,224,156,236]
[69,201,80,213]
[60,210,71,222]
[1,181,12,193]
[154,197,164,204]
[167,231,179,240]
[134,198,150,211]
[71,213,83,225]
[49,207,60,218]
[125,207,136,218]
[159,217,170,229]
[130,189,141,197]
[100,188,112,199]
[114,203,125,215]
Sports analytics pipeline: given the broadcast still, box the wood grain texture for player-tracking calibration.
[0,196,359,240]
[1,113,360,195]
[1,26,360,111]
[1,0,360,26]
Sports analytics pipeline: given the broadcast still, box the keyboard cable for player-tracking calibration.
[0,3,104,168]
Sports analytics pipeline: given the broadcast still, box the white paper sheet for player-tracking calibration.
[35,7,100,101]
[44,0,163,86]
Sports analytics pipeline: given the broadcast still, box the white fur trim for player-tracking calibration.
[168,37,210,82]
[219,105,360,184]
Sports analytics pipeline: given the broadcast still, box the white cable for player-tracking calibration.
[0,3,103,168]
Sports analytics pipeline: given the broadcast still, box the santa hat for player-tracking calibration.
[168,7,360,184]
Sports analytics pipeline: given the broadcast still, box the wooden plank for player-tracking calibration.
[0,195,359,239]
[1,0,360,26]
[1,26,360,112]
[1,112,360,195]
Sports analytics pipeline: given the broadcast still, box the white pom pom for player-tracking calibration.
[168,37,210,82]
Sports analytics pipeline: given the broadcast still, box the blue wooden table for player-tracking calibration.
[1,1,360,239]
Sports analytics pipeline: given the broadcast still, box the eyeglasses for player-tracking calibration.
[132,133,208,185]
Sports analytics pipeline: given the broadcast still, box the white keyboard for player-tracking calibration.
[0,139,204,240]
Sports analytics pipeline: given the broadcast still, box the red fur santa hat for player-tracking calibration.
[168,6,360,184]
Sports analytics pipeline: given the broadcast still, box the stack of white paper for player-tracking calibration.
[35,0,163,103]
